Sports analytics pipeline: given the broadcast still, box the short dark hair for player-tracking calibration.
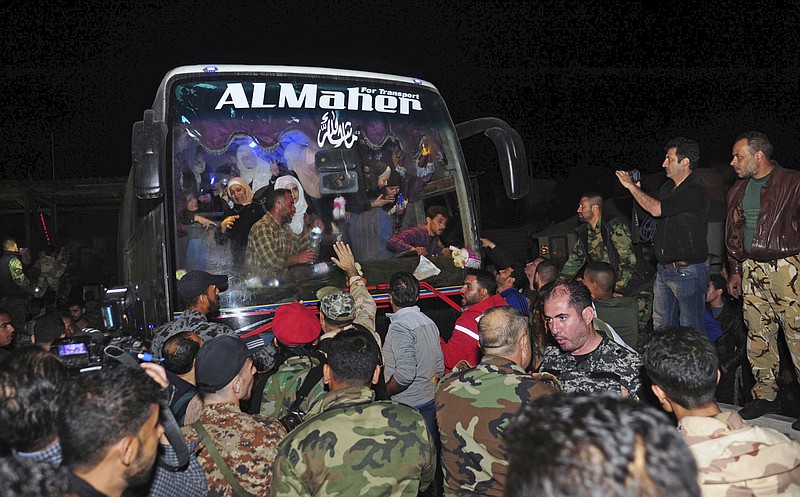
[505,393,700,497]
[737,131,773,160]
[0,346,68,452]
[665,136,700,170]
[265,187,290,211]
[542,280,592,314]
[581,192,603,208]
[33,314,63,345]
[642,327,718,409]
[58,365,162,471]
[584,260,616,294]
[507,264,528,291]
[326,329,381,388]
[388,272,419,308]
[708,273,727,296]
[535,260,558,286]
[162,331,201,375]
[67,299,85,309]
[467,268,498,296]
[425,205,448,220]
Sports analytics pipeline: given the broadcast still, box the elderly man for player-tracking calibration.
[440,269,508,372]
[616,137,709,334]
[643,327,800,496]
[246,187,315,281]
[151,269,273,370]
[182,335,287,496]
[725,131,800,425]
[270,329,436,497]
[538,280,642,399]
[436,306,558,496]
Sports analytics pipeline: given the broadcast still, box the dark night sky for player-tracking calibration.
[2,1,799,223]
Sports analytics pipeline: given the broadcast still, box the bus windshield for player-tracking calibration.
[168,73,475,309]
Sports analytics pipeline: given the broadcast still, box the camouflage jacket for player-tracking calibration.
[680,411,800,496]
[181,402,287,497]
[269,386,436,497]
[435,355,560,497]
[538,336,643,400]
[259,355,326,421]
[151,309,276,371]
[560,217,636,293]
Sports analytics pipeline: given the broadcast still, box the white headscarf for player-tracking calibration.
[236,145,273,193]
[274,175,308,234]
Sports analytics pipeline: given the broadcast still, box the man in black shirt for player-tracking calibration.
[616,137,709,334]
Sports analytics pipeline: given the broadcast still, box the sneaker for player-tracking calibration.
[738,398,782,420]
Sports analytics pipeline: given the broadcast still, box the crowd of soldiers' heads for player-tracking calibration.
[643,327,719,410]
[505,393,701,497]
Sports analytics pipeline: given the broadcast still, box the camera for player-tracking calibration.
[279,409,307,431]
[628,169,641,183]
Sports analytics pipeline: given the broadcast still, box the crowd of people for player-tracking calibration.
[2,129,800,497]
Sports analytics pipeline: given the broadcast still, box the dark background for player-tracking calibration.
[2,1,799,235]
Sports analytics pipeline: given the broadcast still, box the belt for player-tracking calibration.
[662,260,689,269]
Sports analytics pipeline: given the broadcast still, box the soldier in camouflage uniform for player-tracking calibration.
[643,327,800,496]
[270,329,435,497]
[151,270,275,371]
[316,241,381,347]
[560,193,654,332]
[538,280,643,399]
[436,306,559,497]
[182,335,287,497]
[259,302,326,422]
[725,132,800,425]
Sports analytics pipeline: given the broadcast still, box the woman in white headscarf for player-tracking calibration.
[236,144,276,194]
[274,175,308,235]
[215,177,262,264]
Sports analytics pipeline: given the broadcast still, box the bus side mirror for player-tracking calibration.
[132,109,168,199]
[456,118,530,200]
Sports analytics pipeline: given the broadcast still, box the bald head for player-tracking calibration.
[479,306,530,367]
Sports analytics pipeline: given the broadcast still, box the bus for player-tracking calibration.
[111,65,528,343]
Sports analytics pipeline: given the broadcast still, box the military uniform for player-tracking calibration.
[259,355,326,420]
[270,386,435,497]
[560,217,637,293]
[151,309,275,370]
[680,411,800,496]
[538,336,643,399]
[182,402,287,497]
[435,355,559,497]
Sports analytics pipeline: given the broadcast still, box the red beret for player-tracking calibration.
[272,302,321,346]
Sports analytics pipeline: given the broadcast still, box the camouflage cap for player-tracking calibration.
[316,286,355,322]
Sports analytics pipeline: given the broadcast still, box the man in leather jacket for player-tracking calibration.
[725,131,800,426]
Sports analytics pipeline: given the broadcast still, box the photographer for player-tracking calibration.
[616,136,709,334]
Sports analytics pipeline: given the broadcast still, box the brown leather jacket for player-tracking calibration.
[726,164,800,275]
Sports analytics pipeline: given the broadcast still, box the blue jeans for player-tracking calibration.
[653,260,709,334]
